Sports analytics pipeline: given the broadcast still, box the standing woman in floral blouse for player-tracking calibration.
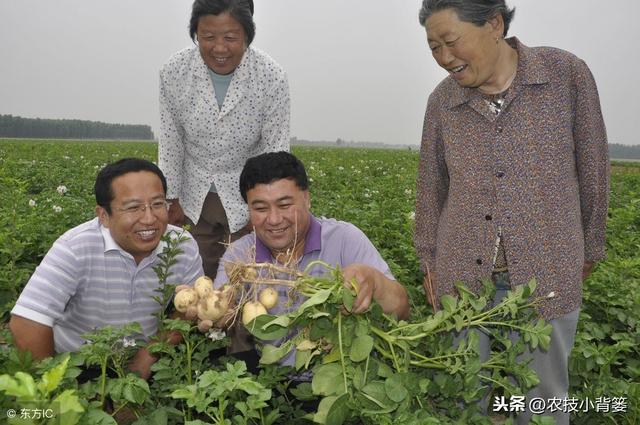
[414,0,609,423]
[159,0,290,280]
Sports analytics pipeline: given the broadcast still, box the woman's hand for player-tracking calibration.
[168,198,185,226]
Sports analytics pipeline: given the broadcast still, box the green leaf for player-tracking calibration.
[298,289,333,312]
[312,364,344,396]
[362,381,394,408]
[245,314,289,340]
[38,355,70,395]
[310,317,334,340]
[263,314,290,329]
[326,393,350,425]
[313,396,337,424]
[122,376,150,405]
[0,372,37,399]
[375,360,394,378]
[259,342,293,365]
[80,408,118,424]
[295,349,312,371]
[52,389,85,424]
[440,295,457,313]
[322,346,341,364]
[349,335,373,363]
[342,289,354,312]
[384,374,408,403]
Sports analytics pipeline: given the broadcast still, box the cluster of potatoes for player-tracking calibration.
[173,276,280,331]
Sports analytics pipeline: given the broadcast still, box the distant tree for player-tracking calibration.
[609,143,640,160]
[0,115,154,140]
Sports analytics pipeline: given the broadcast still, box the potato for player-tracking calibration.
[173,288,198,313]
[242,301,267,325]
[258,287,278,310]
[194,276,214,299]
[197,293,227,321]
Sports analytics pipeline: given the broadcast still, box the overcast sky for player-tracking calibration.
[1,0,638,145]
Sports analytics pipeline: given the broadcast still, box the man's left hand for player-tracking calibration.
[128,347,157,380]
[342,264,379,314]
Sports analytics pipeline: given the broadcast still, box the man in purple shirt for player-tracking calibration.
[213,151,409,357]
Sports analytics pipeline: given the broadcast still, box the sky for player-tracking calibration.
[0,0,638,146]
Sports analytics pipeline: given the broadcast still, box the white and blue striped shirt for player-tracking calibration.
[11,218,203,353]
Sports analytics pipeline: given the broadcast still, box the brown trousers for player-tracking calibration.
[186,192,253,353]
[186,192,250,279]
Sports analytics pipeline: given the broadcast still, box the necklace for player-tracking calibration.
[486,90,508,116]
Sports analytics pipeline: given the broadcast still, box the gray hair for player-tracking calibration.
[418,0,515,36]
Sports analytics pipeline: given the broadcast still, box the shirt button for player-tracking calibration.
[496,171,505,178]
[476,259,483,265]
[485,215,492,221]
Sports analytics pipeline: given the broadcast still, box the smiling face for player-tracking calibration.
[196,12,247,75]
[96,171,168,264]
[247,178,311,259]
[425,8,503,90]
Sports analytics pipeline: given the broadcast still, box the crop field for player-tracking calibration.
[0,139,638,424]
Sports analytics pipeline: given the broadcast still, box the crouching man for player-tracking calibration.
[9,158,203,379]
[213,151,409,362]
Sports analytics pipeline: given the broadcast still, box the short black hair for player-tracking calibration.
[419,0,515,37]
[94,158,167,214]
[239,151,308,202]
[189,0,256,45]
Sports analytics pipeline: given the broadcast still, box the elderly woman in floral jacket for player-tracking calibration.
[414,1,609,424]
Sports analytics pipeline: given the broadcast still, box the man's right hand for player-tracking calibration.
[168,198,185,226]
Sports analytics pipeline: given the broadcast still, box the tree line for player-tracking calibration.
[0,115,154,140]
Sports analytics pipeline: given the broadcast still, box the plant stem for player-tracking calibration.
[337,312,349,396]
[99,359,107,408]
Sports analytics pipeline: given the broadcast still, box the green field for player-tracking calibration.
[0,139,638,424]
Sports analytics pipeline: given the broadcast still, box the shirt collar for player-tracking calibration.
[447,37,551,109]
[100,222,164,261]
[255,214,322,262]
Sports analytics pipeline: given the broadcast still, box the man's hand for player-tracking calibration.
[343,264,378,314]
[342,263,410,320]
[128,347,157,380]
[168,198,185,226]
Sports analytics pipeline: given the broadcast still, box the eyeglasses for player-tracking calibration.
[115,200,171,216]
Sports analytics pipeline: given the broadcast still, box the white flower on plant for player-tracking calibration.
[29,199,37,207]
[364,193,371,198]
[52,205,62,213]
[546,291,556,298]
[338,166,344,171]
[404,189,412,196]
[57,185,68,195]
[207,328,226,341]
[408,211,416,220]
[122,337,137,348]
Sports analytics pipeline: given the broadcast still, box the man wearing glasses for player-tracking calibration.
[9,158,203,379]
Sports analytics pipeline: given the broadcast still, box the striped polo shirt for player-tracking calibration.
[11,217,203,353]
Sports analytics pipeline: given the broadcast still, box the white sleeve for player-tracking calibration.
[158,70,187,199]
[11,237,80,325]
